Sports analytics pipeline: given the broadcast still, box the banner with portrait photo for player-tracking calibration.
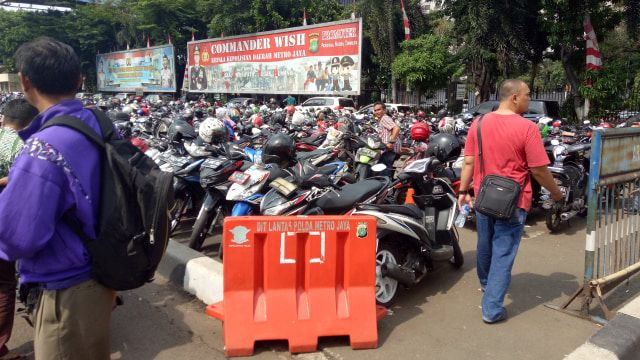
[186,18,362,95]
[96,45,176,92]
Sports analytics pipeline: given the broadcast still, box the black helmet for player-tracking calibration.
[194,107,205,119]
[270,111,285,126]
[425,133,461,163]
[168,119,197,143]
[244,108,254,118]
[115,121,132,139]
[437,108,448,119]
[183,109,194,120]
[262,133,296,167]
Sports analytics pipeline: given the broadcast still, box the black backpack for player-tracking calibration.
[39,108,174,290]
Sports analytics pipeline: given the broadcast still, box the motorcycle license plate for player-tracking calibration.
[168,156,189,167]
[202,158,224,169]
[356,148,378,158]
[228,171,250,185]
[542,186,568,196]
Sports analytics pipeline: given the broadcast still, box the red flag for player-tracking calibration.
[168,33,173,45]
[401,0,410,41]
[352,0,356,19]
[183,56,189,91]
[303,8,307,26]
[147,37,151,48]
[583,12,602,86]
[191,31,195,42]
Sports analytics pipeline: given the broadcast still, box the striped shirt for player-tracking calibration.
[377,114,401,153]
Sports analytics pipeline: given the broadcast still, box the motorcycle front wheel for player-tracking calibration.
[189,209,215,251]
[169,195,189,234]
[376,241,404,308]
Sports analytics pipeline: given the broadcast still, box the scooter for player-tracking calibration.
[351,158,464,307]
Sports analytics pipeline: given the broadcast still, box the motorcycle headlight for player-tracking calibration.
[263,198,298,216]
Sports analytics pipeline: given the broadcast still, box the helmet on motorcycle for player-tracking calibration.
[207,106,215,116]
[287,105,296,115]
[292,112,305,126]
[417,110,425,118]
[269,98,277,104]
[168,119,197,143]
[141,107,149,116]
[194,107,205,119]
[323,107,333,115]
[411,122,431,141]
[136,109,145,116]
[183,109,194,121]
[215,107,226,119]
[437,108,448,119]
[226,108,240,122]
[253,106,259,113]
[244,108,254,118]
[115,121,132,139]
[122,105,133,114]
[271,112,285,126]
[425,133,461,163]
[198,117,228,144]
[599,122,612,129]
[538,123,549,138]
[253,113,263,127]
[262,133,296,167]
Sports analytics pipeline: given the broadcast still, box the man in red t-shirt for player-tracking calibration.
[458,79,563,324]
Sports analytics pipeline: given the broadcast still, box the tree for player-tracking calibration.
[442,0,544,104]
[392,34,462,104]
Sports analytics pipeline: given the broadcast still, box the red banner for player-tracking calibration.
[186,19,362,95]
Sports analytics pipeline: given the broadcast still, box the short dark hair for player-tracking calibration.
[373,102,386,109]
[3,99,39,128]
[13,37,81,96]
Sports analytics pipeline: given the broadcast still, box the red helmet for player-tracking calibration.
[599,122,612,129]
[253,113,263,127]
[552,122,561,128]
[411,122,431,141]
[141,107,150,116]
[406,111,411,115]
[287,105,295,115]
[135,96,142,102]
[417,110,425,118]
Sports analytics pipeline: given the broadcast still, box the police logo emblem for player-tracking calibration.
[357,222,368,238]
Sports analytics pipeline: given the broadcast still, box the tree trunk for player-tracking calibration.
[529,61,539,92]
[561,46,585,120]
[389,21,397,103]
[473,58,492,104]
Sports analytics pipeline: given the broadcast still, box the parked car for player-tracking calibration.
[464,99,562,122]
[75,92,93,100]
[356,103,412,116]
[145,93,174,103]
[228,97,258,106]
[114,93,133,101]
[297,97,356,112]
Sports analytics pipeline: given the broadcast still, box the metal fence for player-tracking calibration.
[549,127,640,323]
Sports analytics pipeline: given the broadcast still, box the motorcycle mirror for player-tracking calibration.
[371,163,387,173]
[551,139,560,146]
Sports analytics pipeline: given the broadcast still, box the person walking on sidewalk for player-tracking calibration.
[457,79,563,324]
[0,37,117,360]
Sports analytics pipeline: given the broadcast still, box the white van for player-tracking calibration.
[297,97,356,112]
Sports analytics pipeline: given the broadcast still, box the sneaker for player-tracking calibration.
[483,307,507,324]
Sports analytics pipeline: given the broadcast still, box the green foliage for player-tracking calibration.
[392,34,461,93]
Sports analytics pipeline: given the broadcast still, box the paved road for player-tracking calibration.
[7,209,640,359]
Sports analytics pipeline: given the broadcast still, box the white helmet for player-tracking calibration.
[292,111,305,126]
[215,107,227,119]
[251,127,262,136]
[199,117,228,143]
[122,105,133,114]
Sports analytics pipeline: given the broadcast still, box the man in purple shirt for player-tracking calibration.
[0,37,116,360]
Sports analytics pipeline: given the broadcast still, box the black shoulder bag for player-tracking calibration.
[473,115,527,220]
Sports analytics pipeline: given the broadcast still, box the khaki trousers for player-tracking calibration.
[34,279,116,360]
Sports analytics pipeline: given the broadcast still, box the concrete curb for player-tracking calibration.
[156,240,224,305]
[565,296,640,360]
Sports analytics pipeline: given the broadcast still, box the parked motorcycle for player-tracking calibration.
[352,157,464,307]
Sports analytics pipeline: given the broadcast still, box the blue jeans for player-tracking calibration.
[475,208,527,321]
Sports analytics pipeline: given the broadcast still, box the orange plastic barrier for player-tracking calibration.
[207,215,384,357]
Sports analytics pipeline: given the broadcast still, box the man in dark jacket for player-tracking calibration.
[0,37,116,360]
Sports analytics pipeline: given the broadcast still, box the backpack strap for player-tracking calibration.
[38,108,119,147]
[36,109,117,243]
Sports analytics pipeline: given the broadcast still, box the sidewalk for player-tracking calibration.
[158,219,640,360]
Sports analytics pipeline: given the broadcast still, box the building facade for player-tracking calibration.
[0,74,21,93]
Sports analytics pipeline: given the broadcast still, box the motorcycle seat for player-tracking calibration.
[298,133,326,145]
[315,179,385,213]
[358,203,424,219]
[296,148,333,161]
